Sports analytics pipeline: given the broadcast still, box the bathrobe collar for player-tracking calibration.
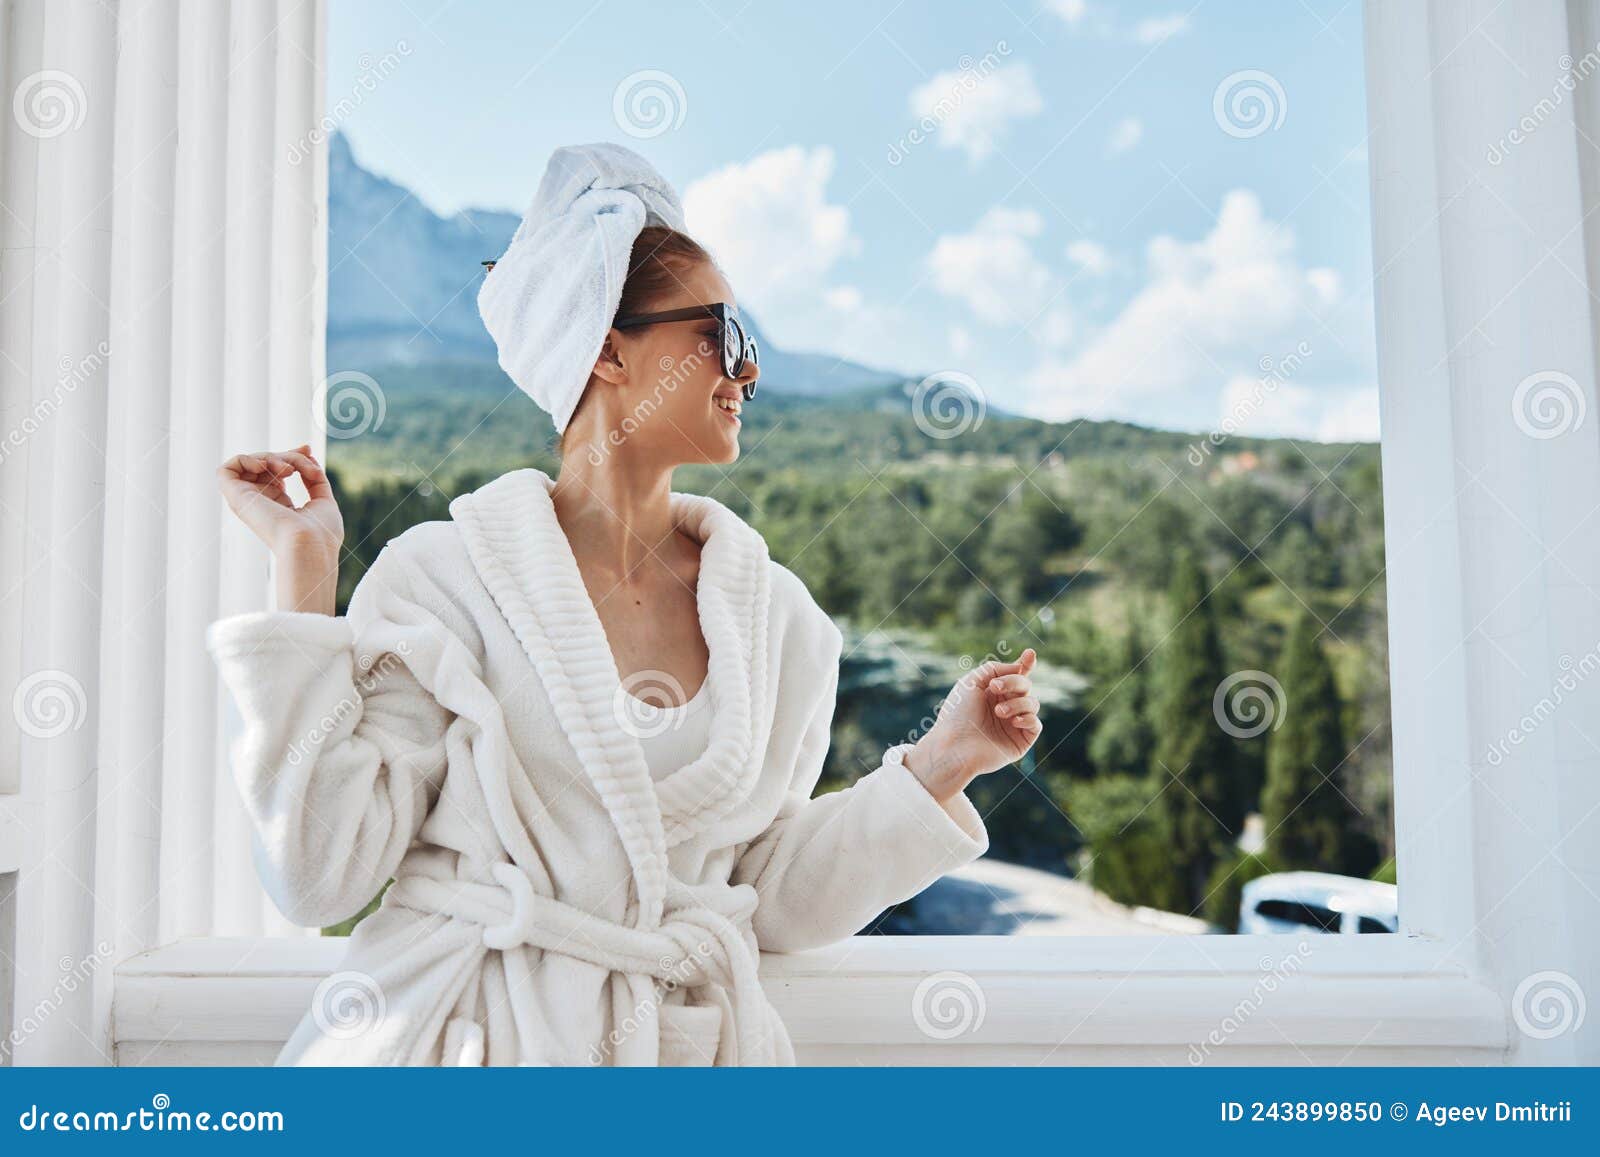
[448,467,773,925]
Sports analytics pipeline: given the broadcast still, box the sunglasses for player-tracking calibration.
[613,303,759,401]
[484,261,758,401]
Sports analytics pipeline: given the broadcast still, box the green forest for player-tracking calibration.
[323,365,1395,933]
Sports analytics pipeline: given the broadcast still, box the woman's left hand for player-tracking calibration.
[905,648,1043,803]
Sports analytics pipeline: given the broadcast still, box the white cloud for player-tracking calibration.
[1038,306,1075,349]
[1133,14,1190,43]
[908,61,1043,164]
[1026,189,1365,423]
[976,206,1044,237]
[1216,377,1380,444]
[1219,374,1309,437]
[682,146,859,319]
[1306,267,1341,303]
[1107,116,1143,154]
[1045,0,1089,25]
[927,206,1055,327]
[949,325,974,357]
[1044,0,1119,36]
[1047,3,1188,42]
[1065,239,1112,276]
[823,285,864,311]
[1315,386,1380,442]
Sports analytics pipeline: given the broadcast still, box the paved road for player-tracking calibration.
[879,858,1212,936]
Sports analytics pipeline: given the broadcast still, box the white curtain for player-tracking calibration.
[1366,0,1600,1064]
[0,0,326,1064]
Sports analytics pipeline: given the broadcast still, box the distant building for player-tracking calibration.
[1219,450,1261,475]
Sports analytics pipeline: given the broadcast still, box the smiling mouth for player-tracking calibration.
[714,395,743,423]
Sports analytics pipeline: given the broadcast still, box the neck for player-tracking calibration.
[549,449,681,578]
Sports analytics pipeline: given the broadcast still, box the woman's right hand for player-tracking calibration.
[217,444,343,614]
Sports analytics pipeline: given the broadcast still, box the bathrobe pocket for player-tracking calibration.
[657,1001,723,1067]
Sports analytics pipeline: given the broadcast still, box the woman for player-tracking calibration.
[208,143,1042,1066]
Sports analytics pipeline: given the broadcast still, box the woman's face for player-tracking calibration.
[599,260,759,467]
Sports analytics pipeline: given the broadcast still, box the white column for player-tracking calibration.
[209,0,275,938]
[1367,0,1600,1064]
[95,0,180,1056]
[3,0,117,1068]
[0,0,326,1064]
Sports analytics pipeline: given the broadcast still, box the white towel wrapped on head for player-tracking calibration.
[478,142,688,434]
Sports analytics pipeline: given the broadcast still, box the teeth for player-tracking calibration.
[714,396,742,415]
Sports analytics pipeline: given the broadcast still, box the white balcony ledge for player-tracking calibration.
[112,934,1508,1066]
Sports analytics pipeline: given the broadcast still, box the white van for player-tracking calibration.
[1238,871,1398,934]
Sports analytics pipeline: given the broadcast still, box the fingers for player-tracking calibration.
[984,646,1040,733]
[217,445,327,495]
[975,647,1037,681]
[217,466,294,511]
[972,648,1036,686]
[278,448,333,501]
[993,694,1038,720]
[223,452,290,481]
[985,651,1039,699]
[217,454,274,481]
[1008,712,1041,736]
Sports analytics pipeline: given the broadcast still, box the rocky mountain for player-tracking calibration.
[327,132,909,397]
[327,132,518,366]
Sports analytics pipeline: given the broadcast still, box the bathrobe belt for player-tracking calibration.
[386,863,780,1063]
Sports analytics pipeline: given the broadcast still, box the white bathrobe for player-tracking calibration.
[206,466,989,1066]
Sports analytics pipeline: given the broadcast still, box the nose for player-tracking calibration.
[735,346,759,399]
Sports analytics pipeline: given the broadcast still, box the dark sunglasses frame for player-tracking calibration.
[613,303,759,401]
[483,261,758,401]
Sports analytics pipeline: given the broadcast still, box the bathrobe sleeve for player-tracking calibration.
[205,543,453,927]
[731,622,989,953]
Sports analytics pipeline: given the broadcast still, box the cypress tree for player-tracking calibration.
[1262,608,1362,872]
[1061,774,1188,913]
[1150,552,1245,909]
[1088,619,1156,779]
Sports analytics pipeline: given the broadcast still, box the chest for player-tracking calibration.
[582,566,710,707]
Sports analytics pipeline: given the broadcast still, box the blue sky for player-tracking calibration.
[329,0,1378,440]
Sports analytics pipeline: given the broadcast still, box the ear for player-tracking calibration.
[590,328,628,386]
